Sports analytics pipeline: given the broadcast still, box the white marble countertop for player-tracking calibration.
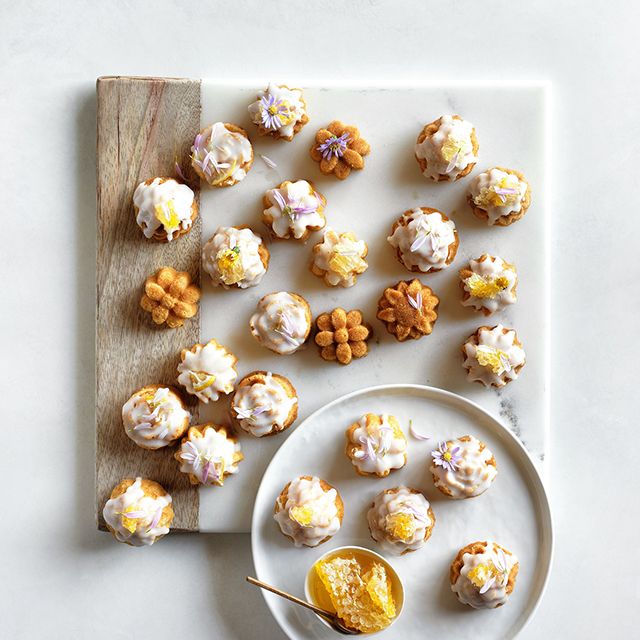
[1,1,636,638]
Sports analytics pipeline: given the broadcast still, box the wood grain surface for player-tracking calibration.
[96,76,201,531]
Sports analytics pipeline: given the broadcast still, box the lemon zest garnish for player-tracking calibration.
[216,246,245,285]
[465,273,510,299]
[328,244,366,278]
[154,200,181,232]
[476,346,509,374]
[468,563,494,588]
[385,512,417,542]
[210,160,238,185]
[289,505,314,527]
[189,371,216,392]
[441,135,466,162]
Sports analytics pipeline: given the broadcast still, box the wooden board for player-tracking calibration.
[95,76,201,531]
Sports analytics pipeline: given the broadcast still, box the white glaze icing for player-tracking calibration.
[233,372,297,437]
[273,476,341,547]
[133,178,195,241]
[192,122,252,185]
[263,180,325,239]
[468,168,528,224]
[102,478,172,547]
[248,83,307,139]
[415,115,477,180]
[461,255,517,314]
[202,226,267,289]
[312,228,368,287]
[463,325,526,387]
[348,414,407,476]
[430,435,497,498]
[177,340,237,403]
[176,427,242,486]
[452,542,518,609]
[250,292,310,355]
[367,486,433,555]
[122,387,189,450]
[387,208,456,272]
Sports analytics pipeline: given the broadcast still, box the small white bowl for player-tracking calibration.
[304,545,405,635]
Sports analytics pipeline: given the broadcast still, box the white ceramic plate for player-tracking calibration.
[251,384,553,640]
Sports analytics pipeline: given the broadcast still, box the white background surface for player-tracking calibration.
[1,1,637,638]
[198,83,548,532]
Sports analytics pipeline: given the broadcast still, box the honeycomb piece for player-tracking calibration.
[364,563,396,619]
[315,557,394,633]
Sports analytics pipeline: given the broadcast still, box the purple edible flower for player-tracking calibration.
[121,510,146,519]
[431,441,462,472]
[445,148,461,174]
[317,132,350,160]
[260,154,278,169]
[271,189,318,220]
[260,94,289,130]
[147,506,163,532]
[493,186,519,204]
[201,460,212,484]
[407,292,423,312]
[409,420,430,441]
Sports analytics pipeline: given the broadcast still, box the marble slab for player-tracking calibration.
[198,82,548,532]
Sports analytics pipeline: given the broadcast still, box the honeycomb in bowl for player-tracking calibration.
[314,555,396,633]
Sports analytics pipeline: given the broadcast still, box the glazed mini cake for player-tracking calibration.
[377,279,439,342]
[459,254,517,316]
[462,324,526,387]
[102,477,174,547]
[202,226,269,289]
[415,114,479,181]
[250,292,311,355]
[468,167,531,226]
[450,541,519,609]
[177,339,238,403]
[262,180,326,241]
[430,436,497,499]
[273,475,343,547]
[387,207,459,273]
[310,121,370,180]
[122,385,189,450]
[345,413,408,478]
[310,228,368,288]
[231,371,298,438]
[367,486,435,555]
[133,177,197,242]
[248,83,309,141]
[191,122,253,187]
[175,424,243,487]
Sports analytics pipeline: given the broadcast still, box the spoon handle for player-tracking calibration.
[245,576,338,621]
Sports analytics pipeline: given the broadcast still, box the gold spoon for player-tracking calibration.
[246,576,361,635]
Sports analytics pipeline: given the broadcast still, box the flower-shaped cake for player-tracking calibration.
[314,308,371,365]
[140,266,200,329]
[310,121,370,180]
[376,279,439,341]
